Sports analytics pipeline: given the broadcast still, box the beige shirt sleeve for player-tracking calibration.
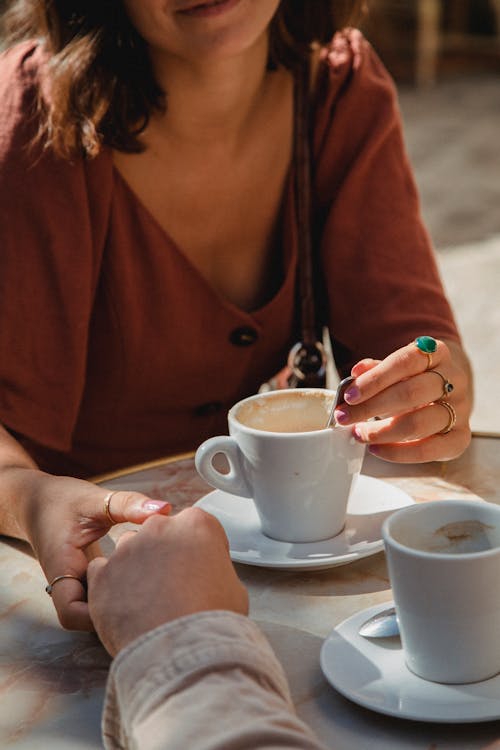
[102,610,328,750]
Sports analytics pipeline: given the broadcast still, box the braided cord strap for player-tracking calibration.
[288,58,327,386]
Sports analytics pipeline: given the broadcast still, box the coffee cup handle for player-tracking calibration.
[195,436,253,498]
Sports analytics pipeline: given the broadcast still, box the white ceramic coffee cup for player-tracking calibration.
[195,388,365,543]
[383,499,500,684]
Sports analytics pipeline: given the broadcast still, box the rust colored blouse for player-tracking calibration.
[0,34,459,478]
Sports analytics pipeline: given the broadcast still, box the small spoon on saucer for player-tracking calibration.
[326,376,355,428]
[358,605,400,638]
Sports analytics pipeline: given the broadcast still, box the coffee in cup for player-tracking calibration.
[237,389,339,433]
[195,389,365,543]
[383,500,500,684]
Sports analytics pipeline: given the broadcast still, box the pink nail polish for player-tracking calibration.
[368,445,380,455]
[353,426,363,442]
[143,500,169,512]
[334,408,350,425]
[344,386,360,404]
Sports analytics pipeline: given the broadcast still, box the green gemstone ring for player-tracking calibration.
[414,336,437,370]
[415,336,438,353]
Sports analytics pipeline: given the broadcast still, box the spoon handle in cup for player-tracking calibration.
[326,376,355,428]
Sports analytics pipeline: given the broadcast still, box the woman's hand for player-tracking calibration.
[22,473,172,631]
[87,508,249,657]
[334,338,472,463]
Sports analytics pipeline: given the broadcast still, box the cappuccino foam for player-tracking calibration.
[236,391,333,433]
[401,519,495,554]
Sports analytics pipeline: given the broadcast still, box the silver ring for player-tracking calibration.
[45,574,83,596]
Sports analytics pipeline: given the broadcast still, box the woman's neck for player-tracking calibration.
[145,32,276,149]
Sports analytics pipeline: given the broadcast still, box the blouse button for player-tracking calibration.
[194,401,223,417]
[229,326,258,346]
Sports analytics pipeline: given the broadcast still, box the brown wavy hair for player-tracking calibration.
[2,0,365,158]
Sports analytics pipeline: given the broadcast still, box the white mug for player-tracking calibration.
[195,388,365,543]
[383,500,500,684]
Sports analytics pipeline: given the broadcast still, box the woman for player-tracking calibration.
[0,0,472,630]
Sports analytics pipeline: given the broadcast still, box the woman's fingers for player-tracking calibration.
[97,490,172,526]
[366,426,471,463]
[52,598,94,632]
[335,369,456,425]
[343,339,450,407]
[45,560,93,631]
[353,401,459,444]
[350,358,381,377]
[41,486,172,632]
[333,337,472,464]
[46,542,107,631]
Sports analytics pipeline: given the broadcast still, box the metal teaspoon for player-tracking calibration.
[326,376,356,428]
[358,606,400,638]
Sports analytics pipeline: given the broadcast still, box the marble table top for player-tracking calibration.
[1,435,500,749]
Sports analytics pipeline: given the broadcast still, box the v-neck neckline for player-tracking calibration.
[111,158,298,321]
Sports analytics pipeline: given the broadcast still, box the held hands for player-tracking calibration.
[334,337,472,462]
[87,509,249,657]
[31,336,470,632]
[27,475,172,631]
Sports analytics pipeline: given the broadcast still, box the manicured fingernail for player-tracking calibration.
[143,500,170,512]
[353,426,363,442]
[368,445,380,455]
[344,386,360,404]
[334,408,350,425]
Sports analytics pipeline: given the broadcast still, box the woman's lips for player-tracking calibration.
[177,0,240,18]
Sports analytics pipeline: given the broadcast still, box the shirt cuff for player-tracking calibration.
[102,610,294,744]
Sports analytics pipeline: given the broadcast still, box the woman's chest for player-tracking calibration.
[113,117,293,311]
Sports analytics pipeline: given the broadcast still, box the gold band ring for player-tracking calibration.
[414,336,438,372]
[438,400,457,435]
[45,574,83,596]
[103,490,119,525]
[429,369,454,400]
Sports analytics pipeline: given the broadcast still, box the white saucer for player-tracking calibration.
[194,475,414,571]
[321,602,500,723]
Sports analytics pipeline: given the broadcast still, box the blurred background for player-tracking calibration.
[361,0,500,433]
[0,0,498,431]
